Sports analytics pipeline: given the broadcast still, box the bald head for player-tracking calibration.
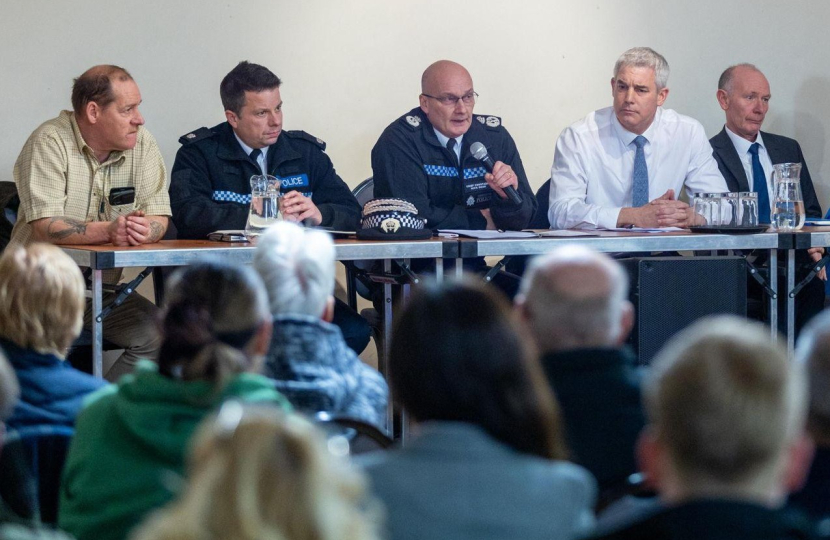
[518,245,632,352]
[421,60,472,94]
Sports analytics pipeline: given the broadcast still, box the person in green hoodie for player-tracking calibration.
[58,260,291,540]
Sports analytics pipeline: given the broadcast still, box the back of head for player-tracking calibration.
[0,243,85,357]
[390,279,567,460]
[71,64,133,113]
[158,260,270,385]
[645,316,806,495]
[253,221,335,319]
[797,310,830,443]
[220,61,281,115]
[519,245,629,352]
[132,403,379,540]
[614,47,670,90]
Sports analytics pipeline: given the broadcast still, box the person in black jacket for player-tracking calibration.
[710,63,825,338]
[169,62,369,354]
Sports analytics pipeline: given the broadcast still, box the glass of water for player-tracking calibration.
[692,193,723,226]
[244,174,282,241]
[771,163,805,231]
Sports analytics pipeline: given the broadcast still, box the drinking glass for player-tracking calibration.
[692,193,722,226]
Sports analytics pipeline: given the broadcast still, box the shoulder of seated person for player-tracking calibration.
[284,130,326,150]
[178,126,214,146]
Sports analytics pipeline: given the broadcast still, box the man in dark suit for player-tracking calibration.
[516,245,645,492]
[588,316,816,540]
[709,63,825,337]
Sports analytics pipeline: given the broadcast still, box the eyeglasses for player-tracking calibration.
[422,91,478,106]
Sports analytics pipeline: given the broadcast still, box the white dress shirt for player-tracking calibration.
[433,128,463,162]
[724,126,774,214]
[548,107,727,229]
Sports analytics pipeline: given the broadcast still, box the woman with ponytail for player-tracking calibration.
[58,261,290,540]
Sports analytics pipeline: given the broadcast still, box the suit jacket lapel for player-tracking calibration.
[712,128,751,192]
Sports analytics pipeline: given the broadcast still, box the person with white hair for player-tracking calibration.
[253,222,388,427]
[549,47,726,230]
[589,316,815,540]
[516,245,644,491]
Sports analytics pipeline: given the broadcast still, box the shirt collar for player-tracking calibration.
[233,132,269,161]
[612,106,661,147]
[432,128,463,151]
[725,125,766,157]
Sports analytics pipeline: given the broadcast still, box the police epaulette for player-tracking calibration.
[401,113,424,130]
[285,130,326,149]
[474,115,503,130]
[178,127,213,145]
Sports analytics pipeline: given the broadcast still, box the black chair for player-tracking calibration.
[344,177,376,310]
[505,178,551,276]
[0,181,19,254]
[314,412,392,454]
[0,425,74,525]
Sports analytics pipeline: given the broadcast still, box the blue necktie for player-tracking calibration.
[632,135,649,207]
[250,148,265,175]
[749,143,770,223]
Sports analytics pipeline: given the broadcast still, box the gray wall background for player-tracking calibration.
[2,1,828,207]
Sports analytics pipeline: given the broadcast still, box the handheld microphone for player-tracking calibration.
[470,142,523,205]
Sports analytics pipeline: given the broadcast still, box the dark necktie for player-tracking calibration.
[632,135,649,207]
[749,142,770,223]
[446,138,460,169]
[249,148,264,174]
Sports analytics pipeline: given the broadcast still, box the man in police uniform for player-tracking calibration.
[170,61,369,353]
[372,60,536,234]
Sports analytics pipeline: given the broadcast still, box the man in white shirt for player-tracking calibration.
[549,47,727,230]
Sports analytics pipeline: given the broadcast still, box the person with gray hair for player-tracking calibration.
[516,245,644,491]
[589,316,815,540]
[549,47,726,230]
[253,221,388,427]
[789,310,830,519]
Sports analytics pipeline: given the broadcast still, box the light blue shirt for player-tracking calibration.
[433,129,463,163]
[233,132,269,175]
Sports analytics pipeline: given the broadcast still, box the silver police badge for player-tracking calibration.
[486,116,500,127]
[476,116,486,124]
[406,115,421,127]
[466,196,476,207]
[185,133,196,139]
[380,217,401,233]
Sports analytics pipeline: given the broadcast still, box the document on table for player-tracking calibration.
[603,226,685,233]
[537,230,600,237]
[805,220,830,226]
[438,229,539,239]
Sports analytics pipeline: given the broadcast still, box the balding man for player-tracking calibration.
[517,245,644,490]
[372,60,536,233]
[11,65,170,380]
[589,316,814,540]
[710,64,825,337]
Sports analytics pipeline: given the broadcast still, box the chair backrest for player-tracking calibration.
[0,181,20,254]
[314,412,392,454]
[0,424,75,525]
[352,177,374,207]
[527,178,551,229]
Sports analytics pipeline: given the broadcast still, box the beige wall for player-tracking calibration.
[2,0,830,209]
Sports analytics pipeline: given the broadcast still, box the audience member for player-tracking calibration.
[0,350,73,539]
[549,47,726,229]
[589,316,815,540]
[0,244,106,430]
[131,402,381,540]
[517,245,644,491]
[790,309,830,519]
[11,64,170,380]
[361,280,595,540]
[58,261,290,540]
[253,222,388,427]
[170,60,369,355]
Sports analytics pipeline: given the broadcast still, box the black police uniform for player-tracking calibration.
[169,122,369,354]
[170,121,361,240]
[371,107,536,231]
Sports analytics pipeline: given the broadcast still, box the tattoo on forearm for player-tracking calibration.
[148,221,164,243]
[47,217,88,240]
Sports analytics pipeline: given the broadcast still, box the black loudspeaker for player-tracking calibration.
[621,257,747,365]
